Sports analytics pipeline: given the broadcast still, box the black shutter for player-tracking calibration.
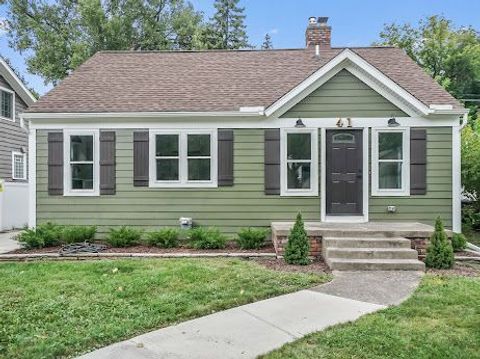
[218,129,234,186]
[47,131,63,195]
[133,131,149,187]
[264,129,280,195]
[100,131,116,195]
[410,128,427,195]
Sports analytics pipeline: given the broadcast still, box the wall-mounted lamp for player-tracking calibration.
[295,119,305,128]
[388,117,400,127]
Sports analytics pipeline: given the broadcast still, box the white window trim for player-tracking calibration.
[11,151,27,180]
[280,128,318,196]
[149,129,218,188]
[371,127,410,196]
[0,86,15,122]
[63,129,100,196]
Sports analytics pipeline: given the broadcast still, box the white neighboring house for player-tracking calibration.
[0,57,36,231]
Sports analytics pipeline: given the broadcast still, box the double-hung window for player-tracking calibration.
[64,130,100,196]
[372,128,409,196]
[150,130,217,187]
[281,128,318,196]
[1,87,14,121]
[11,151,26,180]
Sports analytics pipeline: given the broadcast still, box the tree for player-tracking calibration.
[425,217,454,269]
[375,15,480,124]
[2,0,205,85]
[284,212,310,265]
[208,0,249,49]
[462,125,480,207]
[261,33,273,49]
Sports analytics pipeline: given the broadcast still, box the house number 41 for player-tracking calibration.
[336,118,352,127]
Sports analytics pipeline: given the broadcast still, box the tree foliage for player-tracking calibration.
[284,212,310,265]
[3,0,205,84]
[261,33,273,49]
[375,15,480,124]
[425,217,454,269]
[461,125,480,207]
[207,0,249,49]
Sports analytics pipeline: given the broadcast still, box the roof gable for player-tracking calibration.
[0,58,36,107]
[281,69,407,118]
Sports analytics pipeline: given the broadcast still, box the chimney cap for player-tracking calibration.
[317,17,329,25]
[308,16,317,25]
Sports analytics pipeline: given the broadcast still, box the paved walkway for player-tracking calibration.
[79,270,422,359]
[0,231,21,254]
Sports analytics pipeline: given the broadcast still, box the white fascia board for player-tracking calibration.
[264,48,448,118]
[0,58,36,106]
[22,110,265,120]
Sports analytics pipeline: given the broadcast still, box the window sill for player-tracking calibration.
[280,190,319,197]
[371,190,410,197]
[149,181,218,188]
[63,191,100,197]
[0,116,14,122]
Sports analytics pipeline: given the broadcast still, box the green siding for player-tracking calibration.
[369,127,452,227]
[281,69,408,118]
[36,129,321,237]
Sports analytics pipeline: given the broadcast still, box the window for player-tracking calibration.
[372,128,410,196]
[281,128,318,196]
[1,88,14,121]
[149,130,217,187]
[64,130,99,196]
[12,151,26,180]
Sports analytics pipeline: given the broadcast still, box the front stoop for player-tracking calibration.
[323,237,425,271]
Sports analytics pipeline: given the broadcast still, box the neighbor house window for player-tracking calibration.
[12,151,26,180]
[64,130,100,196]
[1,88,14,121]
[281,128,318,196]
[149,130,217,187]
[372,128,409,196]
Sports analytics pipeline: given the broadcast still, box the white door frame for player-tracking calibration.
[320,127,369,223]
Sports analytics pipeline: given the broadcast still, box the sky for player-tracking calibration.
[1,0,479,96]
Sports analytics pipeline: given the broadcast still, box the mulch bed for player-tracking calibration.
[455,250,480,257]
[428,261,480,277]
[251,258,330,274]
[8,242,276,255]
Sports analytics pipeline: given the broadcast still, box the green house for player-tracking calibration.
[23,16,467,244]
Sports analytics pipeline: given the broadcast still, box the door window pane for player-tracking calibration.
[188,159,211,180]
[71,164,94,189]
[287,133,311,160]
[332,133,355,144]
[379,133,403,160]
[379,162,402,189]
[156,135,179,156]
[188,134,210,156]
[70,136,93,161]
[156,159,179,181]
[287,163,311,189]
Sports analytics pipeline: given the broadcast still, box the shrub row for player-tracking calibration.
[17,223,270,250]
[17,223,96,249]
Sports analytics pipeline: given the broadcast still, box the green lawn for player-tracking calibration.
[261,274,480,359]
[0,258,329,358]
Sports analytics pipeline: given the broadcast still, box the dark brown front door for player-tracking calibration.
[326,130,363,215]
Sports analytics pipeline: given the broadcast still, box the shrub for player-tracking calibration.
[17,222,64,249]
[284,212,310,265]
[425,217,454,269]
[189,227,227,249]
[106,226,142,247]
[451,233,467,252]
[236,227,269,249]
[145,228,180,248]
[61,226,97,244]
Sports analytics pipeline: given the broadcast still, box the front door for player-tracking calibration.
[326,129,363,215]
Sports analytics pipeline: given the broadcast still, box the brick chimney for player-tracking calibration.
[305,16,331,49]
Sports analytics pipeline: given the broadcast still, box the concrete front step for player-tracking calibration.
[323,237,411,249]
[327,258,426,271]
[326,247,418,260]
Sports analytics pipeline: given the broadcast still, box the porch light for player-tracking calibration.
[388,117,400,127]
[295,119,306,128]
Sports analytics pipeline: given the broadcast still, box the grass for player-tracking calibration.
[261,274,480,359]
[0,258,329,358]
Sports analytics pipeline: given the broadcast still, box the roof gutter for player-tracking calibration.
[22,110,266,120]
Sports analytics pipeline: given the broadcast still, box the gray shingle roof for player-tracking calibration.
[27,47,462,113]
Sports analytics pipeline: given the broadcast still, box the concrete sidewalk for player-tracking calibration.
[0,231,21,254]
[79,290,384,359]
